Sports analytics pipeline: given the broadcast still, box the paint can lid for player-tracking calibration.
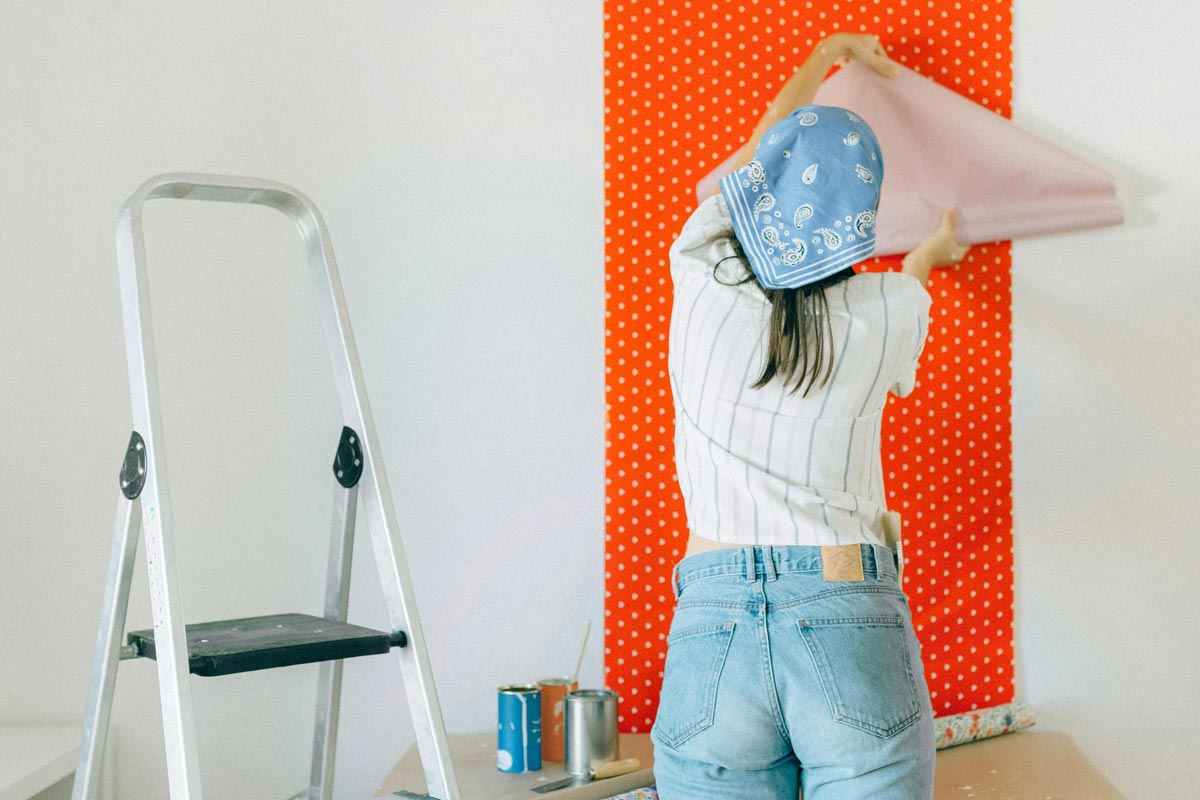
[537,677,575,687]
[565,689,618,703]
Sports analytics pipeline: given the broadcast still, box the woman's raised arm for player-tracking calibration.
[711,32,901,194]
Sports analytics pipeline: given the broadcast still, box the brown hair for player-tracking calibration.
[713,243,856,396]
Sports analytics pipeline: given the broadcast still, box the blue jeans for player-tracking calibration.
[650,544,935,799]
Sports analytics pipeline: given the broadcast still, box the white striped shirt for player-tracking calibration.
[668,193,931,547]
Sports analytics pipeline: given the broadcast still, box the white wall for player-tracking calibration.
[4,1,1198,798]
[1011,2,1200,797]
[0,2,603,798]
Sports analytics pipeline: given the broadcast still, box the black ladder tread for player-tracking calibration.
[127,613,393,677]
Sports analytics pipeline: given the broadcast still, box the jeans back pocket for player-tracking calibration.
[652,621,736,748]
[796,614,922,739]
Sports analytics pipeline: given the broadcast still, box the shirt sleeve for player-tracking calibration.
[889,277,933,398]
[668,194,741,284]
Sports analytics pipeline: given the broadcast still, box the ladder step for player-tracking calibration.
[126,613,398,677]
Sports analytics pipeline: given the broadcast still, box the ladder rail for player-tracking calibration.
[309,484,358,799]
[113,173,460,800]
[116,178,209,799]
[72,496,141,800]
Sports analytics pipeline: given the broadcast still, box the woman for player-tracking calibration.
[651,33,969,799]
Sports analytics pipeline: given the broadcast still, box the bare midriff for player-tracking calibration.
[683,532,755,559]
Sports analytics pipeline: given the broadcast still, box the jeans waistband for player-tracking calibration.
[672,543,899,598]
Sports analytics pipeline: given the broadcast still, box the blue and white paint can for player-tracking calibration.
[497,684,542,772]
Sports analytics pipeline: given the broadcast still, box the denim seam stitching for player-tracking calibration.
[667,621,736,644]
[677,568,825,589]
[674,588,905,612]
[676,599,762,611]
[771,585,906,611]
[798,616,904,626]
[672,573,897,597]
[755,584,792,745]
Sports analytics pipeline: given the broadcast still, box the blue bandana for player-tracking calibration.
[719,105,883,289]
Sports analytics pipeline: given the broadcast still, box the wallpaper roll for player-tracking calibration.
[935,701,1037,750]
[695,61,1123,255]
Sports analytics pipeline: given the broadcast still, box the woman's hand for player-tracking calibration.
[902,209,971,286]
[821,33,901,77]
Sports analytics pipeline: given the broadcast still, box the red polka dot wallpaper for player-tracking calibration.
[603,0,1014,730]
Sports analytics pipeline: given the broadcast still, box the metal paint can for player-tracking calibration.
[537,677,578,762]
[564,689,619,776]
[497,684,542,773]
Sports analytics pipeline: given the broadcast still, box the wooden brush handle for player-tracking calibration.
[593,757,641,779]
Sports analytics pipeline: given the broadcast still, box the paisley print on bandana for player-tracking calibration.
[719,104,883,288]
[855,210,876,237]
[813,227,843,250]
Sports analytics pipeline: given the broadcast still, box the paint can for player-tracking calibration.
[564,689,619,776]
[497,684,542,773]
[537,677,578,762]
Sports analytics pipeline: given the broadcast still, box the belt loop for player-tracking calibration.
[762,545,777,581]
[743,546,755,581]
[671,563,681,600]
[874,544,895,581]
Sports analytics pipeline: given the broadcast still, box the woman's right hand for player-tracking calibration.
[822,33,902,77]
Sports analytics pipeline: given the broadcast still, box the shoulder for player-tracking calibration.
[669,195,763,298]
[839,271,932,313]
[670,193,735,259]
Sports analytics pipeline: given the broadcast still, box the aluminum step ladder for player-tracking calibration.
[72,173,461,800]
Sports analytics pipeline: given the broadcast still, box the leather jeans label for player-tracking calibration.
[821,544,865,581]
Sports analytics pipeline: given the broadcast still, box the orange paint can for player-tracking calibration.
[537,677,578,762]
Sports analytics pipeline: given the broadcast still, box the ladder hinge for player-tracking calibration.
[119,431,147,499]
[333,426,364,488]
[390,630,409,648]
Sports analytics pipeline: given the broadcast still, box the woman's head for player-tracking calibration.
[717,105,883,394]
[719,105,882,290]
